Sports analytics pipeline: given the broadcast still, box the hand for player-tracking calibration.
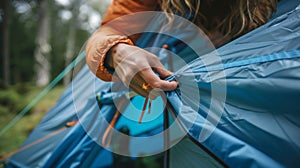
[107,43,178,98]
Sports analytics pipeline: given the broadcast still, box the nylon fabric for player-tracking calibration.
[6,1,300,168]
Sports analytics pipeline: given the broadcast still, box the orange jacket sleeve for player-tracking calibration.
[85,0,159,81]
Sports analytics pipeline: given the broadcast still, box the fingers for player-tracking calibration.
[140,68,178,91]
[112,44,178,98]
[129,75,149,97]
[151,59,173,79]
[128,73,166,100]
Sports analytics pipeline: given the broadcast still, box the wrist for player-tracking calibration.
[105,47,116,70]
[105,43,130,70]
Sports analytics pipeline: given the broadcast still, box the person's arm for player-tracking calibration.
[85,0,159,81]
[86,0,178,97]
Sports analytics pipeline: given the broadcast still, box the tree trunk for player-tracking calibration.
[63,22,76,85]
[2,0,10,88]
[63,0,81,85]
[34,0,51,86]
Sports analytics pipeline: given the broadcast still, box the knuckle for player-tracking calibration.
[151,82,161,88]
[149,54,157,59]
[124,74,132,80]
[124,71,135,80]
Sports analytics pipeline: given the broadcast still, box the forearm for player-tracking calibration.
[85,0,158,81]
[85,27,133,81]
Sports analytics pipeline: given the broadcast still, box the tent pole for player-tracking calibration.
[163,107,170,168]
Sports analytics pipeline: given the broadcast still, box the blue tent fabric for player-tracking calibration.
[6,1,300,167]
[41,98,114,168]
[166,3,300,167]
[6,66,88,168]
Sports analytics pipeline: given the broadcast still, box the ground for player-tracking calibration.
[0,85,65,157]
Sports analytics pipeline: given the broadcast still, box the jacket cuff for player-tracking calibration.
[93,36,133,81]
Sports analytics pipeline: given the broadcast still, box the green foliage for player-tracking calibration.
[0,85,65,157]
[9,1,37,84]
[0,0,112,161]
[0,84,34,131]
[0,106,9,116]
[0,88,26,115]
[1,0,110,86]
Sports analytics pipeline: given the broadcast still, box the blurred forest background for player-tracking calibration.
[0,0,110,157]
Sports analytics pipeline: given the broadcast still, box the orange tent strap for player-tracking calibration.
[102,98,125,148]
[65,120,78,127]
[138,97,149,124]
